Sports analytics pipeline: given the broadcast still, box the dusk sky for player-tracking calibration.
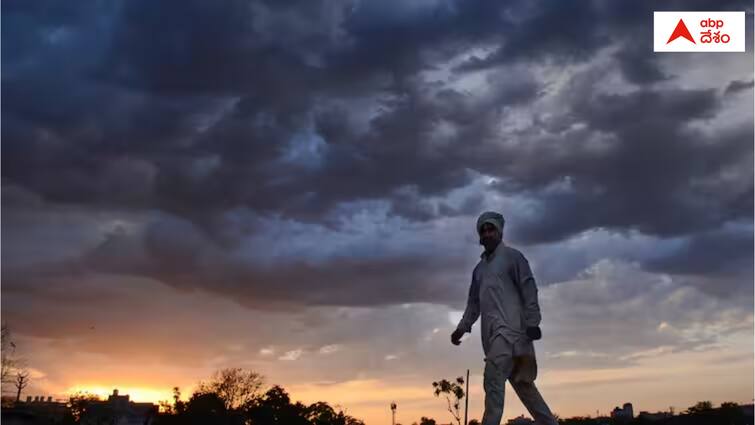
[2,1,753,424]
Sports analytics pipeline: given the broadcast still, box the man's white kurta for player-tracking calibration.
[457,238,558,425]
[455,241,542,360]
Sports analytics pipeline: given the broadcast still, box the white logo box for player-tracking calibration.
[654,11,745,52]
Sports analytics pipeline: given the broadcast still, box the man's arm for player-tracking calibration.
[456,270,480,333]
[514,251,542,328]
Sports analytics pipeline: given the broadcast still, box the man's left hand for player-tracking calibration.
[526,326,542,340]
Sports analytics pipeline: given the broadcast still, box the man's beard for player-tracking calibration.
[480,236,500,249]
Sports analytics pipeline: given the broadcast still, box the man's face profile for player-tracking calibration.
[479,223,501,250]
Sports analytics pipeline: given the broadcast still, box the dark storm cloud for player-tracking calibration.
[0,0,602,221]
[2,0,752,314]
[3,0,506,235]
[2,212,473,310]
[4,0,749,229]
[725,79,755,94]
[644,224,754,278]
[455,1,608,71]
[613,41,670,85]
[452,0,750,72]
[491,82,752,248]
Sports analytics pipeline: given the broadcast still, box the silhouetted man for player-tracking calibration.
[451,211,558,425]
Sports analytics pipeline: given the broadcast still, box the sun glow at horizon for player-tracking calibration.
[66,385,176,404]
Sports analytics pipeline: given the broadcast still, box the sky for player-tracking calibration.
[1,0,753,424]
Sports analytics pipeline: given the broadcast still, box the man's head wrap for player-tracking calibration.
[476,211,505,234]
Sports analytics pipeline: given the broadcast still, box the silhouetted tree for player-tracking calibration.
[307,401,340,425]
[419,417,437,425]
[685,400,713,414]
[13,370,29,402]
[156,372,365,425]
[158,399,174,414]
[187,392,225,414]
[152,387,186,425]
[196,367,265,410]
[1,323,23,393]
[719,401,744,424]
[245,385,309,425]
[432,376,465,425]
[468,419,481,425]
[305,400,365,425]
[66,391,101,422]
[180,391,246,425]
[172,386,186,414]
[1,324,12,385]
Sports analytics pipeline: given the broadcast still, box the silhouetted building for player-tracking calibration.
[638,410,673,421]
[80,389,158,425]
[506,415,534,425]
[2,394,68,425]
[611,402,634,421]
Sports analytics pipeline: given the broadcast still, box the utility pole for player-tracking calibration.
[391,401,397,425]
[464,369,469,425]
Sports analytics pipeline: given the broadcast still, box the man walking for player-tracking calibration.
[451,211,558,425]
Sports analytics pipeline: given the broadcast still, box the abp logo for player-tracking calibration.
[654,12,745,52]
[666,19,695,44]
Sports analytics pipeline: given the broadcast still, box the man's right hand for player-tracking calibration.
[451,328,465,345]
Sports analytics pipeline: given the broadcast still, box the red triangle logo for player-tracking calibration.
[666,19,696,44]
